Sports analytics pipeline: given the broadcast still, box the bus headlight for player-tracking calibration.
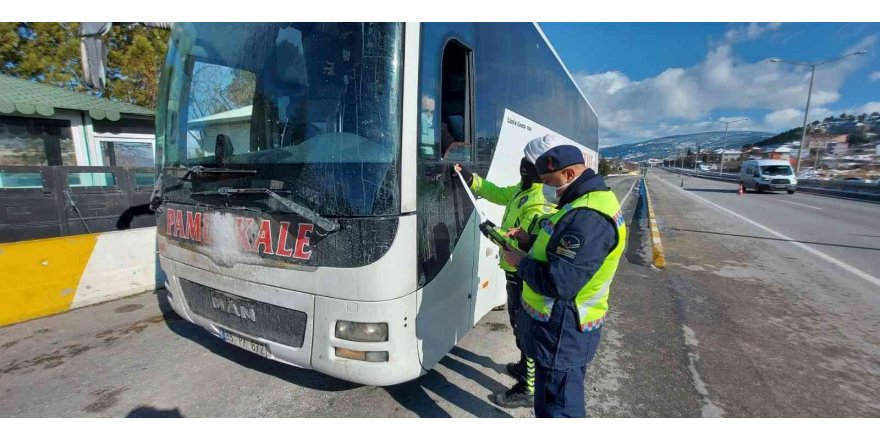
[335,321,388,342]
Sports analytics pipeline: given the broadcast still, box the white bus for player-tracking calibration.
[155,22,598,385]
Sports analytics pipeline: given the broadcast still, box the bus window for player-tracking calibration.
[440,40,473,161]
[416,24,476,286]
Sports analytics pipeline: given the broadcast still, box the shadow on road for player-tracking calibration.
[385,357,513,418]
[154,292,517,417]
[682,187,739,194]
[448,346,506,376]
[669,227,880,252]
[127,405,184,418]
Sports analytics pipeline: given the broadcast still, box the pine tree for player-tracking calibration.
[598,157,610,176]
[0,22,169,109]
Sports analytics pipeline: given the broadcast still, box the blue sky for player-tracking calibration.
[540,23,880,147]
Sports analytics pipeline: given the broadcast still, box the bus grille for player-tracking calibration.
[771,179,789,184]
[179,279,307,348]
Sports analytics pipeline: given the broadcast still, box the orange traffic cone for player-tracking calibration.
[738,183,744,196]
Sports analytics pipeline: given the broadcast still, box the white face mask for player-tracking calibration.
[541,183,558,204]
[542,177,574,204]
[554,180,574,197]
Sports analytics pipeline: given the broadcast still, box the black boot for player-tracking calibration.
[491,381,533,409]
[506,354,526,382]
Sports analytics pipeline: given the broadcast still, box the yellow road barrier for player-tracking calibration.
[642,179,666,269]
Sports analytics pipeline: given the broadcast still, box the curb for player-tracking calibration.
[642,178,666,269]
[0,227,165,327]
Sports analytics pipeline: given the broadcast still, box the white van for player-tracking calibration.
[740,159,798,194]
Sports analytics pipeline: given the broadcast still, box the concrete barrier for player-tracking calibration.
[0,226,163,327]
[642,179,666,269]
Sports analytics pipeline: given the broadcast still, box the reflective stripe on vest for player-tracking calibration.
[521,189,627,332]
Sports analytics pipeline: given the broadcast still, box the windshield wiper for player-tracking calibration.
[180,165,258,180]
[191,187,341,233]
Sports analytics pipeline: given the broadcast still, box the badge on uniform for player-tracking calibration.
[556,233,582,260]
[518,195,529,208]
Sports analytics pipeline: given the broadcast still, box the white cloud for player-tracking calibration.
[763,108,805,128]
[870,71,880,82]
[761,102,880,129]
[722,22,783,43]
[575,27,877,147]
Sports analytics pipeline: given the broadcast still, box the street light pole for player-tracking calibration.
[721,124,729,174]
[795,64,815,175]
[712,118,749,175]
[770,50,868,175]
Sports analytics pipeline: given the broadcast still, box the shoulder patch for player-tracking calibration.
[518,194,529,208]
[555,233,582,260]
[612,210,625,227]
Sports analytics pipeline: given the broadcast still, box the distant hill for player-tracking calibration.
[750,128,802,148]
[600,131,774,162]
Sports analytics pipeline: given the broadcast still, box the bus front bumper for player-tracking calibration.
[161,257,423,386]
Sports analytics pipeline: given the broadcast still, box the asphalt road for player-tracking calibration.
[647,168,880,416]
[3,170,875,417]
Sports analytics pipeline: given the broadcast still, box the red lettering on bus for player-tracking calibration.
[254,219,274,254]
[186,211,203,242]
[293,224,314,260]
[275,222,294,257]
[174,209,185,238]
[166,208,176,235]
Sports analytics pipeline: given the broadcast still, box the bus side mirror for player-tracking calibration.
[215,134,235,166]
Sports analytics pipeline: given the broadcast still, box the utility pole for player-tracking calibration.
[709,118,749,175]
[770,50,868,174]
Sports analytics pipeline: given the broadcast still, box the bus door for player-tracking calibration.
[414,24,481,368]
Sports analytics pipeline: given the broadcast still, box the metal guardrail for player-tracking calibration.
[660,167,880,202]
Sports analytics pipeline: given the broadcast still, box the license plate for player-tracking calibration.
[218,328,270,358]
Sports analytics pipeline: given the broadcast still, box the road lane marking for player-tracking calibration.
[620,178,639,207]
[656,176,880,289]
[682,325,725,418]
[778,200,822,210]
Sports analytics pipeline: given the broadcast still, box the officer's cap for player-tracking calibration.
[536,145,585,174]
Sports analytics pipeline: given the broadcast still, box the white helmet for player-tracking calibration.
[523,133,561,164]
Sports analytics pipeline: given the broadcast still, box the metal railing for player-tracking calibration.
[660,166,880,202]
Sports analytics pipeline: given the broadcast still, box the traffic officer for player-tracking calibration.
[453,134,558,408]
[502,144,627,418]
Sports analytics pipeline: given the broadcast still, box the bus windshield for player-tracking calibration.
[157,23,404,217]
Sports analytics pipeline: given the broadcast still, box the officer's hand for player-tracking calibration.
[452,163,473,185]
[505,227,530,246]
[502,247,527,268]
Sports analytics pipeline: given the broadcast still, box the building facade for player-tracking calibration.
[0,74,155,187]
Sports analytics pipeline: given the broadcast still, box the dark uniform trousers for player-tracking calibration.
[518,300,604,418]
[534,328,602,418]
[505,272,524,350]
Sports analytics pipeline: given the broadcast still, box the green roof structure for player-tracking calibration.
[0,73,154,121]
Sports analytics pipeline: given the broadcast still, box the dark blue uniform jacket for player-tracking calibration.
[516,170,618,369]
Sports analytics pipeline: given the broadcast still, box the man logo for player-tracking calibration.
[211,295,257,322]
